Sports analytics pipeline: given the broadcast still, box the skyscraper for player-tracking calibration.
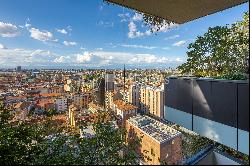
[16,66,21,72]
[105,73,115,91]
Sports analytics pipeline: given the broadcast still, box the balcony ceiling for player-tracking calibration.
[106,0,248,24]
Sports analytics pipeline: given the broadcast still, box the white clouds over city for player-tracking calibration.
[172,40,187,46]
[0,43,7,49]
[0,21,20,37]
[119,44,157,50]
[56,28,68,34]
[0,47,183,68]
[125,13,178,39]
[63,41,77,46]
[29,28,55,42]
[73,50,183,66]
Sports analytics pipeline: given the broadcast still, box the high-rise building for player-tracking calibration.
[96,78,105,106]
[68,104,77,127]
[128,84,141,110]
[129,83,164,118]
[105,73,115,91]
[140,85,164,118]
[126,115,183,165]
[16,66,21,72]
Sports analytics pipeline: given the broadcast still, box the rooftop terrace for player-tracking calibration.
[127,115,181,144]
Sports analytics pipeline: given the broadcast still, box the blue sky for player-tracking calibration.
[0,0,249,69]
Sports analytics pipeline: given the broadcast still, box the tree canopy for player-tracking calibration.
[0,104,143,165]
[178,12,249,79]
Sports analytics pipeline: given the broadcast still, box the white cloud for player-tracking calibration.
[76,51,92,63]
[56,28,68,34]
[128,21,178,39]
[25,23,31,28]
[119,44,157,49]
[29,28,54,42]
[0,43,7,49]
[63,41,77,46]
[0,21,20,37]
[132,13,143,21]
[25,18,31,28]
[74,50,182,66]
[164,34,180,40]
[30,49,52,57]
[54,56,71,63]
[80,46,86,50]
[118,13,130,22]
[172,40,186,46]
[175,58,183,62]
[0,48,60,67]
[151,22,178,33]
[97,21,114,27]
[96,48,103,51]
[118,12,178,39]
[0,47,183,68]
[118,13,130,18]
[66,25,72,31]
[128,21,146,38]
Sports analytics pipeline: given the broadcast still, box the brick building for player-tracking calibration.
[126,115,183,165]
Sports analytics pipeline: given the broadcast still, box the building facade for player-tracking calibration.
[55,97,68,112]
[126,115,183,165]
[105,73,115,91]
[129,84,164,118]
[113,100,137,124]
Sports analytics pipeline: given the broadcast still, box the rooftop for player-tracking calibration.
[127,115,181,144]
[113,100,137,111]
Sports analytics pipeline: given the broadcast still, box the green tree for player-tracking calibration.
[34,113,143,165]
[0,104,143,165]
[178,12,249,79]
[0,104,44,164]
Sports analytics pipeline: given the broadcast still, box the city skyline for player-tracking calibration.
[0,0,249,69]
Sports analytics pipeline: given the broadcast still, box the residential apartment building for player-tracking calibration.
[68,104,77,127]
[128,84,141,110]
[69,93,91,109]
[64,79,74,92]
[113,100,137,124]
[105,91,123,110]
[105,91,114,110]
[129,84,164,118]
[55,97,68,112]
[126,115,183,165]
[105,73,115,91]
[48,86,64,93]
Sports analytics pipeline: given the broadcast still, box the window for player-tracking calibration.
[151,148,155,156]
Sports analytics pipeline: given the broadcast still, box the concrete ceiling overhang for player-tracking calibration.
[106,0,248,24]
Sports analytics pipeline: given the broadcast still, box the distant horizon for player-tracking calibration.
[0,65,177,71]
